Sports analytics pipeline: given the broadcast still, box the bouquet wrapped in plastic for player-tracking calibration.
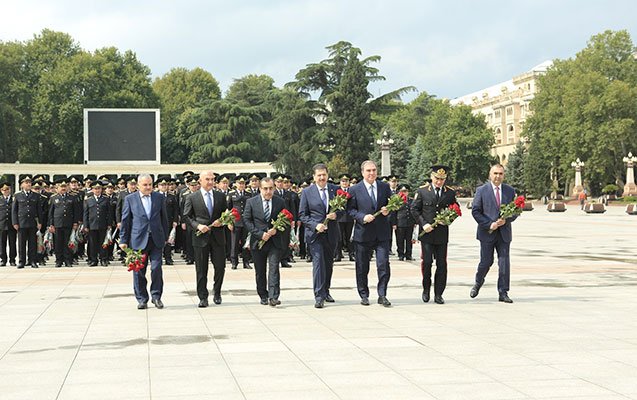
[258,209,293,249]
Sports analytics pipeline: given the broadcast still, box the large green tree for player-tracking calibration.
[153,67,221,163]
[525,30,637,196]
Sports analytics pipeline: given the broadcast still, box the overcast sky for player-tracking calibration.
[2,0,636,102]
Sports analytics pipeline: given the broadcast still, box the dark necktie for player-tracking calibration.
[369,185,377,209]
[436,188,441,202]
[264,200,271,221]
[321,188,328,212]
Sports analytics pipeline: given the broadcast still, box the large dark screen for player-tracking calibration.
[87,111,157,161]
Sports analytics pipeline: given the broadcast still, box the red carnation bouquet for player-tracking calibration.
[102,227,113,249]
[124,248,147,272]
[489,195,525,233]
[419,202,462,238]
[367,192,407,222]
[322,189,351,225]
[258,209,293,249]
[68,228,78,253]
[196,207,241,236]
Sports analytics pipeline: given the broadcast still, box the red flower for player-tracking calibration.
[398,192,408,203]
[231,207,241,222]
[449,202,462,217]
[336,189,351,199]
[281,209,294,223]
[514,195,526,209]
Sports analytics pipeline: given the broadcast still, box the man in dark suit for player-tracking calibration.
[391,184,416,262]
[12,175,44,269]
[411,166,458,304]
[156,176,179,265]
[48,179,79,268]
[120,174,169,310]
[1,182,17,266]
[228,175,252,270]
[182,171,229,308]
[83,181,112,266]
[470,164,519,304]
[273,174,295,268]
[243,177,288,307]
[299,164,342,308]
[116,176,137,262]
[346,160,393,307]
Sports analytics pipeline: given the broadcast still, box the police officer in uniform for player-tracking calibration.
[228,175,252,269]
[180,175,199,265]
[48,179,79,267]
[116,176,137,261]
[12,175,44,268]
[83,181,112,266]
[391,184,416,261]
[411,166,457,304]
[0,181,17,266]
[156,175,179,265]
[335,174,355,262]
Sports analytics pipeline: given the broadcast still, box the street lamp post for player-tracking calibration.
[376,129,394,177]
[622,152,637,197]
[571,158,585,196]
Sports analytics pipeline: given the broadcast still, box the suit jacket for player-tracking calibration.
[411,184,457,244]
[243,195,287,251]
[346,180,392,243]
[120,191,169,250]
[48,193,78,228]
[83,195,112,230]
[116,189,137,223]
[472,182,517,243]
[1,195,14,230]
[12,191,43,228]
[336,187,354,223]
[299,183,342,246]
[182,189,227,248]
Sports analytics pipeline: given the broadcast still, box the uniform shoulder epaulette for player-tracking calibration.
[419,184,427,188]
[445,185,453,190]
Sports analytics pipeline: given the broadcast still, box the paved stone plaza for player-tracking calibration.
[1,201,636,400]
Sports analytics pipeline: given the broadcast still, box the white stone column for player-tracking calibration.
[571,158,584,196]
[376,130,394,177]
[623,153,637,196]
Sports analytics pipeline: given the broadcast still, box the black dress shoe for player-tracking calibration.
[89,262,98,267]
[17,264,25,269]
[269,298,278,307]
[360,297,370,306]
[499,294,513,303]
[325,294,335,303]
[243,263,252,269]
[406,257,414,261]
[30,263,39,268]
[260,298,268,305]
[213,296,222,305]
[314,300,324,308]
[165,259,174,265]
[55,263,62,268]
[137,302,148,310]
[231,264,238,270]
[281,262,292,268]
[334,256,342,262]
[198,299,209,308]
[398,257,404,261]
[434,295,445,304]
[10,261,16,266]
[152,299,164,309]
[348,256,355,262]
[470,284,481,298]
[0,262,6,266]
[378,296,392,307]
[422,291,430,303]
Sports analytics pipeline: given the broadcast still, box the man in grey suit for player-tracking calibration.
[299,164,342,308]
[120,174,169,310]
[470,164,519,303]
[243,177,288,307]
[182,171,229,308]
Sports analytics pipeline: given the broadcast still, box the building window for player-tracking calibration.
[495,128,502,145]
[507,125,515,143]
[495,110,501,118]
[506,106,513,116]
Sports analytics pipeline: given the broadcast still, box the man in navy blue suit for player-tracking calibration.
[299,163,342,308]
[346,160,393,307]
[120,174,169,310]
[470,164,518,303]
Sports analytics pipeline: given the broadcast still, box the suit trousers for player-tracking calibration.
[18,227,37,265]
[308,235,334,301]
[1,228,17,263]
[193,238,226,300]
[421,242,448,296]
[252,244,282,300]
[475,232,511,294]
[395,226,414,258]
[88,229,108,262]
[354,240,391,298]
[134,236,164,303]
[53,227,72,265]
[336,221,354,256]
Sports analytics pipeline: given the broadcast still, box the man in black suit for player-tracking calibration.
[411,166,458,304]
[48,179,79,267]
[243,177,288,307]
[83,181,112,266]
[391,184,416,262]
[116,176,137,262]
[273,174,295,268]
[12,175,44,268]
[346,160,393,307]
[183,171,229,307]
[156,176,179,265]
[0,182,17,266]
[335,174,355,262]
